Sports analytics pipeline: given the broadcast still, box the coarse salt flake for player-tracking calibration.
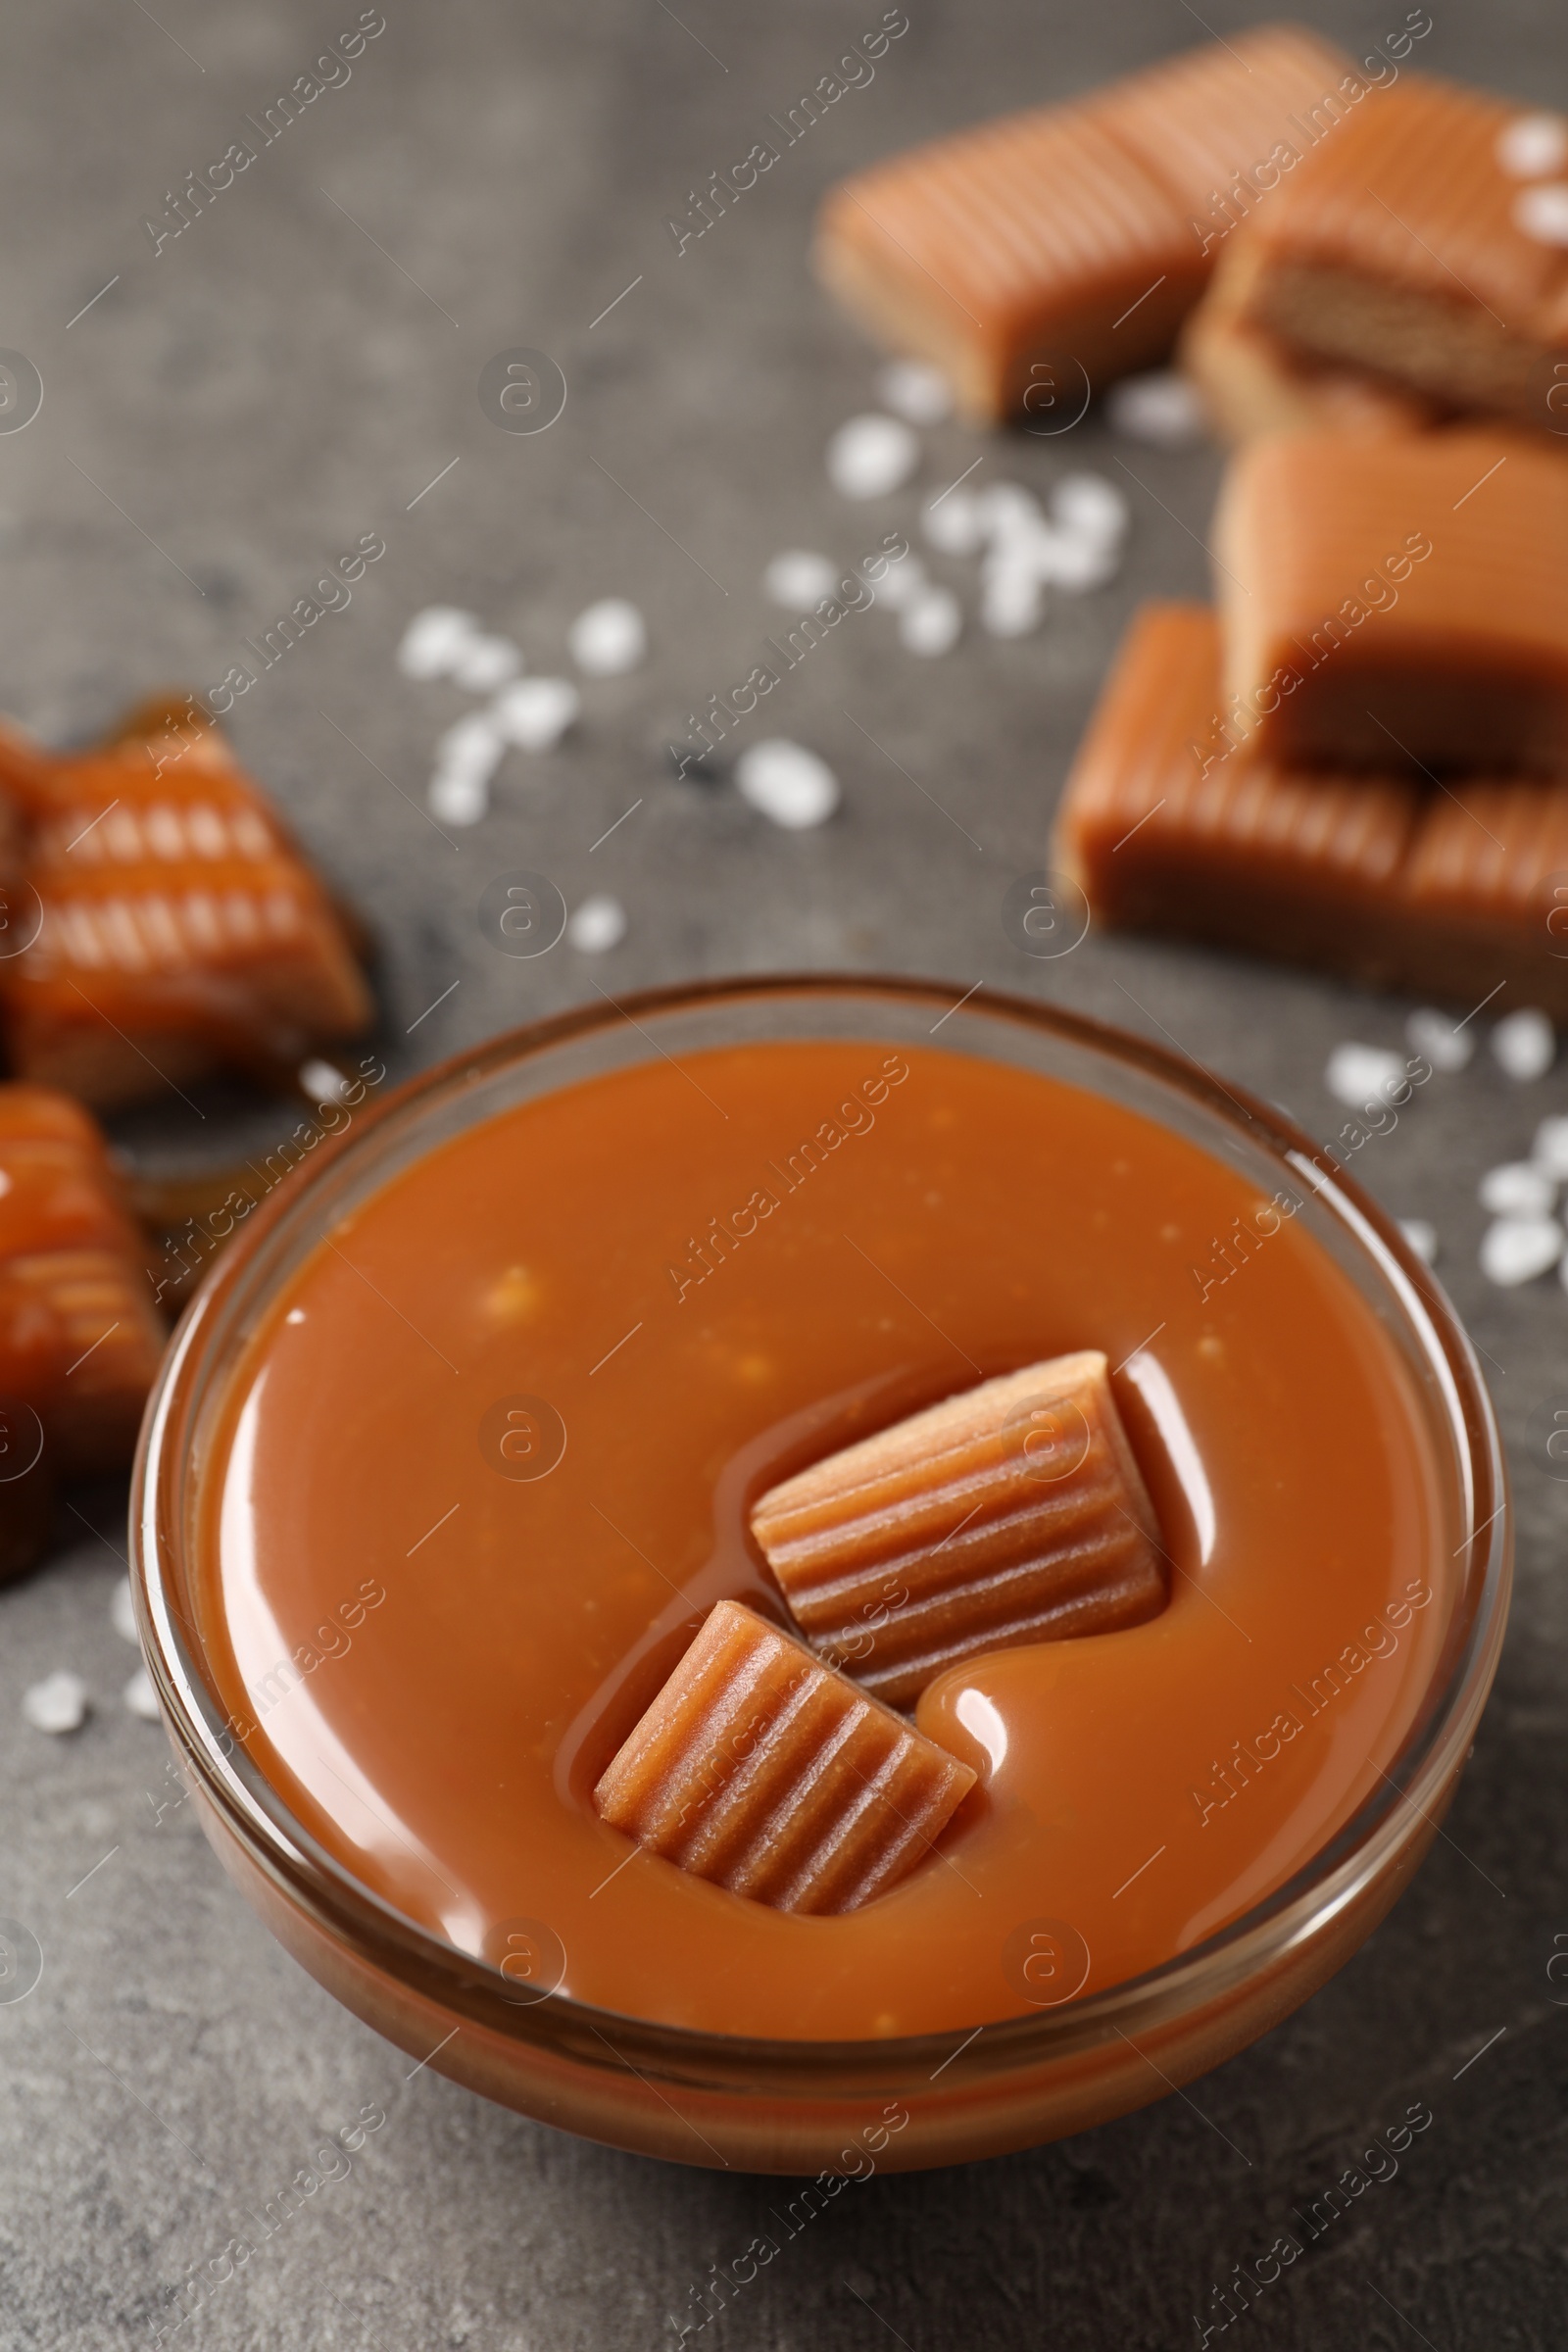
[1325,1042,1406,1109]
[24,1670,88,1736]
[568,599,647,677]
[566,894,627,954]
[735,739,839,830]
[826,414,918,501]
[876,359,953,425]
[1492,1006,1555,1080]
[1480,1214,1562,1286]
[1104,370,1206,448]
[489,678,580,753]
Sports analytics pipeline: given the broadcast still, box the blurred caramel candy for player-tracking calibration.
[0,1085,166,1578]
[814,25,1351,420]
[593,1598,976,1913]
[750,1354,1165,1710]
[1054,600,1568,1016]
[1213,430,1568,774]
[1223,77,1568,429]
[0,697,372,1108]
[1179,268,1438,447]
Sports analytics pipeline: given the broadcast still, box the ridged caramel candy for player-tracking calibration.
[1227,76,1568,428]
[0,698,372,1109]
[1213,429,1568,774]
[0,1085,166,1578]
[814,25,1351,420]
[751,1355,1165,1711]
[593,1599,976,1913]
[1054,600,1568,1016]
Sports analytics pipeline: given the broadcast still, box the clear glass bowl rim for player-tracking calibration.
[130,972,1510,2095]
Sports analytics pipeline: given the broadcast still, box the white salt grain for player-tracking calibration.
[826,414,918,500]
[122,1668,161,1723]
[922,491,982,557]
[762,550,841,610]
[299,1058,350,1106]
[1514,183,1568,246]
[110,1576,138,1645]
[1405,1005,1474,1072]
[566,894,627,954]
[877,358,953,425]
[735,739,839,830]
[977,482,1042,540]
[427,769,490,826]
[1497,114,1568,178]
[980,569,1043,637]
[1480,1215,1562,1286]
[1104,370,1207,449]
[1324,1042,1406,1108]
[1532,1113,1568,1178]
[1492,1006,1555,1080]
[1053,473,1128,547]
[24,1670,87,1736]
[872,555,927,611]
[568,598,647,677]
[451,635,521,693]
[1398,1219,1439,1266]
[901,588,962,657]
[396,607,478,681]
[489,678,580,753]
[1479,1161,1556,1218]
[437,712,508,780]
[1042,532,1120,592]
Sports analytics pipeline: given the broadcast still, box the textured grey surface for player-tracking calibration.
[2,2,1567,2346]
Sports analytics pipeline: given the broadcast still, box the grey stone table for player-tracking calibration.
[2,2,1565,2345]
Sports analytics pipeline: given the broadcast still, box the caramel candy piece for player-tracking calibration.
[1179,267,1439,446]
[751,1354,1165,1711]
[1227,77,1568,428]
[594,1599,975,1913]
[0,1086,165,1586]
[1213,429,1568,774]
[814,25,1351,421]
[0,698,372,1108]
[1054,600,1568,1016]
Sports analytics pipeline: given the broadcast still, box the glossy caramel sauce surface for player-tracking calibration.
[199,1040,1446,2037]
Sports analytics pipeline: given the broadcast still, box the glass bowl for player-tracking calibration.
[130,975,1509,2174]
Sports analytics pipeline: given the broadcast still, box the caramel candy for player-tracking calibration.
[1225,77,1568,428]
[1213,429,1568,774]
[0,1085,166,1577]
[0,698,372,1108]
[1054,600,1568,1016]
[1179,269,1438,446]
[750,1354,1165,1711]
[814,25,1351,421]
[594,1599,975,1913]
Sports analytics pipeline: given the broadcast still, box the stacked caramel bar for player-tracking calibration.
[595,1352,1166,1913]
[1055,429,1568,1011]
[1183,76,1568,443]
[815,24,1355,420]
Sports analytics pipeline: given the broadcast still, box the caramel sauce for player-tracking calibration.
[198,1041,1446,2038]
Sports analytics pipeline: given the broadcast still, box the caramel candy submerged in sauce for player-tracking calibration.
[1227,77,1568,429]
[751,1354,1166,1711]
[1055,600,1568,1016]
[0,698,372,1109]
[814,25,1351,421]
[593,1599,976,1913]
[1214,429,1568,775]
